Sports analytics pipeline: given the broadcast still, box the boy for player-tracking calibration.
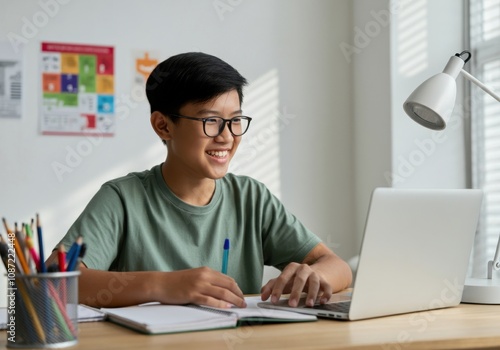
[47,52,352,309]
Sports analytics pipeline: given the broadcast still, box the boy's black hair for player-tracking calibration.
[145,52,248,116]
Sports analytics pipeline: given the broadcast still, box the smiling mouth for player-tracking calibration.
[206,150,229,158]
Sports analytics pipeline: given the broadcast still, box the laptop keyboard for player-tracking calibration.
[311,301,351,313]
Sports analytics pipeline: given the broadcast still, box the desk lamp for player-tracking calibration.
[403,50,500,304]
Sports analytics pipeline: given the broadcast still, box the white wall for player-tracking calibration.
[276,1,355,266]
[0,0,355,305]
[352,0,393,251]
[390,0,466,190]
[352,0,466,251]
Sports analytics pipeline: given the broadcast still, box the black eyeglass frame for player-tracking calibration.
[165,113,252,137]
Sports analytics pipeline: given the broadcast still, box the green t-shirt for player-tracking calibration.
[58,164,321,293]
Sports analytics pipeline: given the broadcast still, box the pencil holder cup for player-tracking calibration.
[6,271,80,348]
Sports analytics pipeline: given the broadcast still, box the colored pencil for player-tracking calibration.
[58,245,66,272]
[13,231,30,274]
[66,237,83,271]
[25,235,41,272]
[2,217,12,234]
[16,279,46,343]
[47,280,77,337]
[36,214,47,273]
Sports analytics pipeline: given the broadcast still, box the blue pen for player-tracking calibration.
[221,238,230,274]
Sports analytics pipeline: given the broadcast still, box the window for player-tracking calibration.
[469,0,500,277]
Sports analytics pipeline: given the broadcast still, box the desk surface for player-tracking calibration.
[3,303,500,349]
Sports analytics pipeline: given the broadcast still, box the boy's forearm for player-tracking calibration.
[78,267,159,307]
[311,254,353,293]
[46,250,160,307]
[302,243,353,293]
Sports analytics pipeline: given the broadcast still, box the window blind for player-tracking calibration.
[470,0,500,277]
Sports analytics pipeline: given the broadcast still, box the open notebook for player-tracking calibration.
[100,296,316,334]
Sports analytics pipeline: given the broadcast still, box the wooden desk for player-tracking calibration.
[3,303,500,349]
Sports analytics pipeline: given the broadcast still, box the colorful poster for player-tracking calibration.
[0,41,23,119]
[40,42,115,136]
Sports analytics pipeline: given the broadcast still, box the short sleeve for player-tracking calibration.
[258,185,322,270]
[57,183,125,270]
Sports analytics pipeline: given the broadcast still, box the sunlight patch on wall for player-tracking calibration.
[397,0,429,77]
[229,69,281,198]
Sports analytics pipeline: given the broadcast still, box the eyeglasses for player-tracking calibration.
[166,113,252,137]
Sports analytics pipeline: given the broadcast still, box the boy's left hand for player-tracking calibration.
[260,262,332,308]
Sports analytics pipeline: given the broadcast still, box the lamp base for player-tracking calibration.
[461,277,500,304]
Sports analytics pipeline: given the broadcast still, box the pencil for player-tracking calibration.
[17,279,46,343]
[25,235,41,272]
[66,237,83,271]
[58,245,66,272]
[47,280,77,337]
[24,221,33,238]
[18,223,36,271]
[14,287,38,343]
[0,239,9,270]
[13,231,30,274]
[36,214,47,273]
[65,239,79,266]
[1,236,24,274]
[19,223,29,259]
[2,217,12,234]
[58,244,68,305]
[49,298,74,341]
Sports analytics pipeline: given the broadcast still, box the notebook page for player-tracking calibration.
[102,304,237,333]
[199,296,317,321]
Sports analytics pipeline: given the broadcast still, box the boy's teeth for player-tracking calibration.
[207,150,228,158]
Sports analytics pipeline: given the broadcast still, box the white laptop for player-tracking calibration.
[258,187,483,321]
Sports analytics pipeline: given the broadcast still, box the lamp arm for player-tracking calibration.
[460,69,500,103]
[487,233,500,279]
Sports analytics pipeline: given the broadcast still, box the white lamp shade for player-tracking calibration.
[403,73,457,130]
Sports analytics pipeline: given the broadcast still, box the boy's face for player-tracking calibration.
[166,89,243,180]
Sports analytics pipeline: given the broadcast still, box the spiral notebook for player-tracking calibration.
[100,296,316,334]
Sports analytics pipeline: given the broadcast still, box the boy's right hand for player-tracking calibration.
[154,266,246,308]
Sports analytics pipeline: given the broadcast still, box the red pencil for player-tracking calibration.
[58,244,66,272]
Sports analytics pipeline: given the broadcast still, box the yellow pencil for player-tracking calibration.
[17,280,46,343]
[13,232,30,274]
